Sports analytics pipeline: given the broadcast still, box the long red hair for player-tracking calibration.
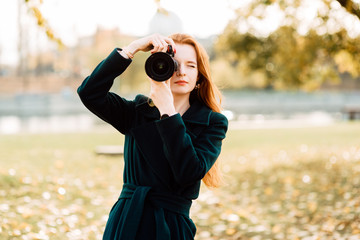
[169,33,224,188]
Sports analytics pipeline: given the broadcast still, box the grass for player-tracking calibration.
[224,122,360,151]
[0,122,360,239]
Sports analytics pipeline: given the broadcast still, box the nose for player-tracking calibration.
[176,64,185,76]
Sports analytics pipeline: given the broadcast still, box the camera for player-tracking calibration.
[145,45,178,82]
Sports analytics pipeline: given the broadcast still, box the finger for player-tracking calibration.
[164,37,177,53]
[148,77,164,90]
[150,39,161,53]
[148,76,159,86]
[148,79,157,98]
[153,35,167,52]
[161,80,169,87]
[164,79,171,88]
[164,82,170,91]
[160,40,168,52]
[154,34,171,52]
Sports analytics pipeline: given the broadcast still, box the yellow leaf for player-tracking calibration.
[226,228,236,235]
[308,202,317,212]
[272,224,281,233]
[265,187,273,195]
[55,160,64,169]
[284,176,293,184]
[343,207,351,214]
[18,222,31,230]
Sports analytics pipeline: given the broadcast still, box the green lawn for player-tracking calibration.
[1,122,360,239]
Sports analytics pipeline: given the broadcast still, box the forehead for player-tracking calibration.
[175,44,197,63]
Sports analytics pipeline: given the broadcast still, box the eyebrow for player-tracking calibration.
[186,60,197,65]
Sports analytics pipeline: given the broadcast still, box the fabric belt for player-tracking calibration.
[105,183,192,240]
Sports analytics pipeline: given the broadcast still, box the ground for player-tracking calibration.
[0,122,359,240]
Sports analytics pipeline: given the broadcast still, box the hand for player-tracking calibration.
[124,34,176,57]
[149,77,177,117]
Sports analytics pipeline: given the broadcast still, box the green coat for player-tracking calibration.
[78,49,228,240]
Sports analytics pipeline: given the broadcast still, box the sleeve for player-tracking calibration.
[155,112,228,186]
[77,48,135,134]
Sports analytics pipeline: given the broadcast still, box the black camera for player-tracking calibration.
[145,45,178,82]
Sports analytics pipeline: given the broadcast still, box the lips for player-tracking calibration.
[175,80,188,84]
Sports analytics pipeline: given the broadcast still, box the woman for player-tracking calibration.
[77,33,228,240]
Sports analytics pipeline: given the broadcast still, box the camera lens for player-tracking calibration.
[145,52,178,82]
[153,59,169,75]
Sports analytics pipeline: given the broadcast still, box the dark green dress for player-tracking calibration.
[77,48,228,240]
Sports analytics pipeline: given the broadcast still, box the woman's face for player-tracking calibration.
[170,44,198,98]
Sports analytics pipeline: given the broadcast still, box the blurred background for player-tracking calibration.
[1,0,360,239]
[0,0,359,133]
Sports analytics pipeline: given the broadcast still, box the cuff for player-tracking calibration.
[155,113,184,136]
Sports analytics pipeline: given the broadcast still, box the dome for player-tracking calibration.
[148,10,183,36]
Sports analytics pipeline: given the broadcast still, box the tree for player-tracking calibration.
[24,0,359,49]
[23,0,63,48]
[23,0,168,48]
[336,0,360,19]
[214,0,360,90]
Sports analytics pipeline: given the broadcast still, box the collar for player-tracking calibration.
[182,99,211,125]
[134,95,211,126]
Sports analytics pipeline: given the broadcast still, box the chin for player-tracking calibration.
[172,90,191,96]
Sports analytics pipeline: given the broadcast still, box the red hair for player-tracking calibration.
[169,33,224,188]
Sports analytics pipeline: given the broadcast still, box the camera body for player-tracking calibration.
[145,45,178,82]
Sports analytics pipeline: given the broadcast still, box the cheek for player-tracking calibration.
[189,70,198,83]
[169,73,176,83]
[189,79,197,90]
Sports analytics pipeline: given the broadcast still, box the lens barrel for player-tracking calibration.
[145,47,178,82]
